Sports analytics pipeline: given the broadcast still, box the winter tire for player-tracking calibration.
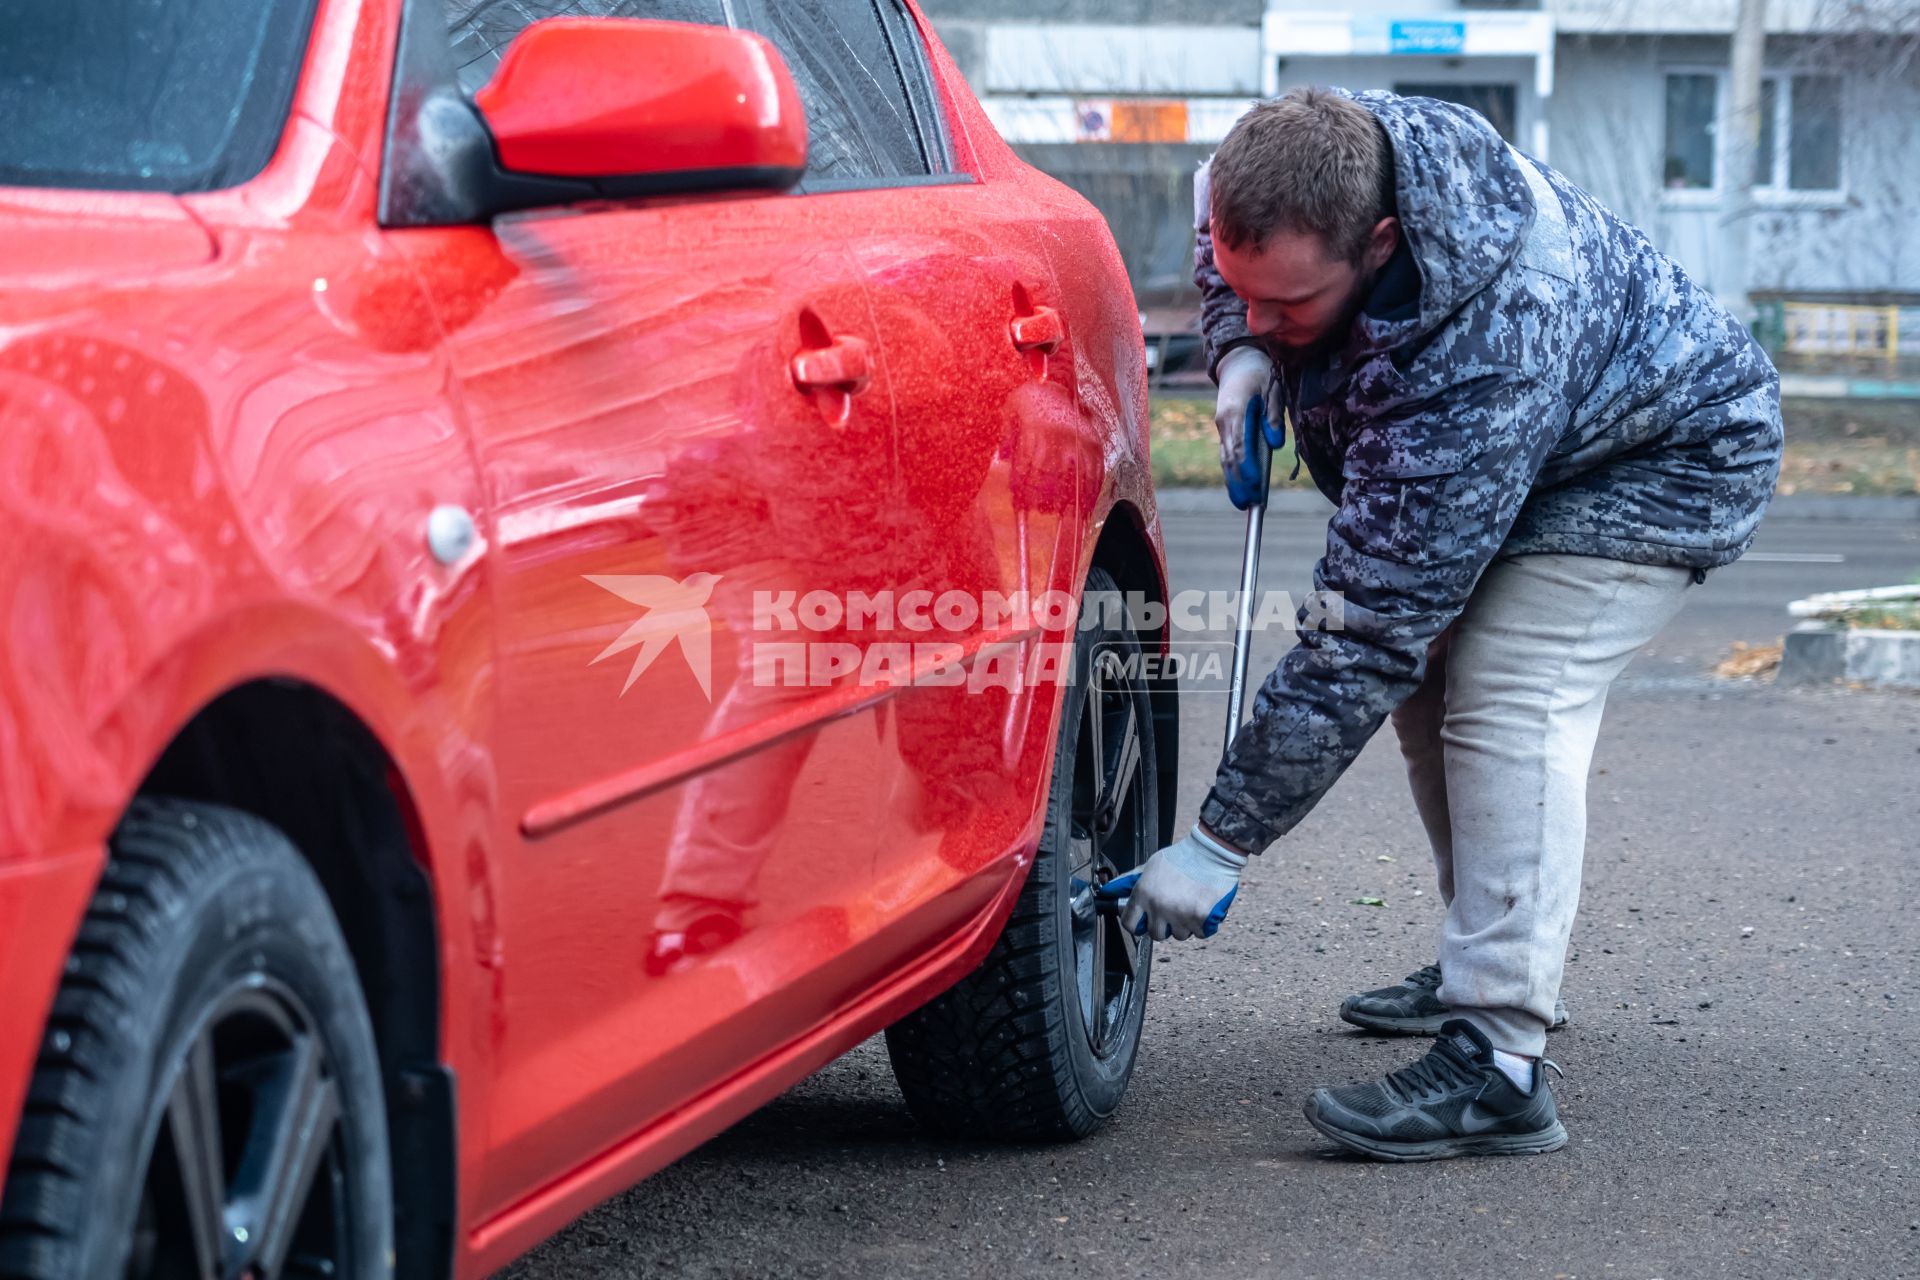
[0,798,394,1280]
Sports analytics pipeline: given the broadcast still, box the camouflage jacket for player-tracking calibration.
[1192,91,1783,854]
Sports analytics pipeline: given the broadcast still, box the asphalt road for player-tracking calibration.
[507,508,1919,1280]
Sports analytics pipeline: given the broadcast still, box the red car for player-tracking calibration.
[0,1,1174,1276]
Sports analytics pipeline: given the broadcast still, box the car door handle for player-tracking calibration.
[1009,305,1064,354]
[790,335,872,395]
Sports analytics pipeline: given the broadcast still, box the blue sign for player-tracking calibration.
[1390,19,1466,55]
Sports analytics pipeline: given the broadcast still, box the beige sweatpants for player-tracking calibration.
[1391,552,1696,1056]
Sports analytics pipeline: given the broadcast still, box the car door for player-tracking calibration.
[784,0,1096,928]
[410,0,910,1215]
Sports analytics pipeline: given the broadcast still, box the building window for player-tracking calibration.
[1663,72,1719,190]
[1756,74,1842,192]
[1666,69,1844,195]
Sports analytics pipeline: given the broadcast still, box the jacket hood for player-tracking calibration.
[1345,90,1538,355]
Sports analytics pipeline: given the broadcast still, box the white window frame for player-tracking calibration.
[1753,71,1846,204]
[1659,65,1847,209]
[1659,66,1723,207]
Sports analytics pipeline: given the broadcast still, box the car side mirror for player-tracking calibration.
[475,18,807,196]
[376,12,808,227]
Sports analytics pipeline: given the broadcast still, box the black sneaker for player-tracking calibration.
[1338,963,1570,1035]
[1303,1019,1567,1162]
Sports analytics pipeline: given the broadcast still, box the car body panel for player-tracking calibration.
[407,198,906,1215]
[847,180,1093,929]
[895,0,1162,572]
[0,845,103,1190]
[464,846,1027,1271]
[0,0,497,1218]
[0,1,1168,1273]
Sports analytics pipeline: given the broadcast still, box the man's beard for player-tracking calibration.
[1268,264,1378,370]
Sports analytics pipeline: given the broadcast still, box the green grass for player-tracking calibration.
[1843,604,1920,631]
[1149,397,1311,491]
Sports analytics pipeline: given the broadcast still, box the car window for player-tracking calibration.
[0,0,319,192]
[729,0,935,190]
[445,0,728,96]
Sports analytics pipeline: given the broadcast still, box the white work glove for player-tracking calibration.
[1213,345,1274,485]
[1101,825,1248,942]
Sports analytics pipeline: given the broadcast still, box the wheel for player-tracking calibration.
[0,799,394,1280]
[885,566,1158,1140]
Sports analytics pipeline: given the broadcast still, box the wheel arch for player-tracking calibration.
[1090,501,1179,849]
[137,679,456,1280]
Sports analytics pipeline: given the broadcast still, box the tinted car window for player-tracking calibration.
[731,0,932,189]
[0,0,318,192]
[445,0,728,95]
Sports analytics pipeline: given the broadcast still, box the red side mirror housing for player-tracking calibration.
[474,18,807,194]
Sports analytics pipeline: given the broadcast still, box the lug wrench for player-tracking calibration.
[1094,393,1280,917]
[1223,391,1278,752]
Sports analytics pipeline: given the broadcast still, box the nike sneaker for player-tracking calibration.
[1303,1018,1567,1161]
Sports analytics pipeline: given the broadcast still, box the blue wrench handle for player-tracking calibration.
[1225,396,1274,511]
[1260,392,1286,450]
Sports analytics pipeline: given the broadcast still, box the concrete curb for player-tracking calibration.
[1150,486,1920,523]
[1779,625,1920,689]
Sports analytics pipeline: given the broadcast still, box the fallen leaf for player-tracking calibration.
[1715,641,1782,679]
[1351,896,1386,908]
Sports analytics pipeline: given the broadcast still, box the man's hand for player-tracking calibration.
[1101,825,1248,942]
[1213,346,1274,488]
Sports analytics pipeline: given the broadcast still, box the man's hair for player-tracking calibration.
[1208,87,1396,263]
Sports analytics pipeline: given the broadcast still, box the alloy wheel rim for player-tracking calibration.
[128,980,350,1280]
[1066,644,1151,1059]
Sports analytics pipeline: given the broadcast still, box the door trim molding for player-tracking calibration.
[520,622,1045,839]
